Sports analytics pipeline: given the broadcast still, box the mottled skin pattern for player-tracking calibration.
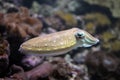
[19,28,99,56]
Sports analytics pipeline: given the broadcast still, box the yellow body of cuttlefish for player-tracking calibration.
[19,28,99,56]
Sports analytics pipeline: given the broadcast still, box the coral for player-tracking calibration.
[100,29,120,51]
[84,12,111,26]
[85,51,120,80]
[0,0,119,80]
[54,11,78,27]
[84,22,95,34]
[22,55,44,70]
[73,50,89,64]
[26,62,54,80]
[0,7,43,39]
[56,0,79,12]
[8,65,27,80]
[83,12,111,34]
[111,40,120,52]
[45,16,66,31]
[100,31,116,42]
[31,1,53,16]
[31,1,40,13]
[100,31,120,52]
[0,7,43,76]
[48,57,84,80]
[101,42,111,50]
[44,11,78,31]
[0,0,16,13]
[0,37,10,77]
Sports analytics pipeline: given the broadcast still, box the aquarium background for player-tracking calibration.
[0,0,120,80]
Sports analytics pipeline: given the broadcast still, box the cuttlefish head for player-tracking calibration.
[75,29,99,47]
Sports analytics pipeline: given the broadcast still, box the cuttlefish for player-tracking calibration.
[19,28,99,56]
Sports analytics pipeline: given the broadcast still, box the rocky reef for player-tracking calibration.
[0,0,120,80]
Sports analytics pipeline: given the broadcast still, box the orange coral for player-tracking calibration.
[0,7,43,39]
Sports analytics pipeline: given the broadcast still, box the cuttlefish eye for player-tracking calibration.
[75,32,85,39]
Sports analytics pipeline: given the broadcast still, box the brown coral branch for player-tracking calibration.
[25,62,54,80]
[0,7,43,39]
